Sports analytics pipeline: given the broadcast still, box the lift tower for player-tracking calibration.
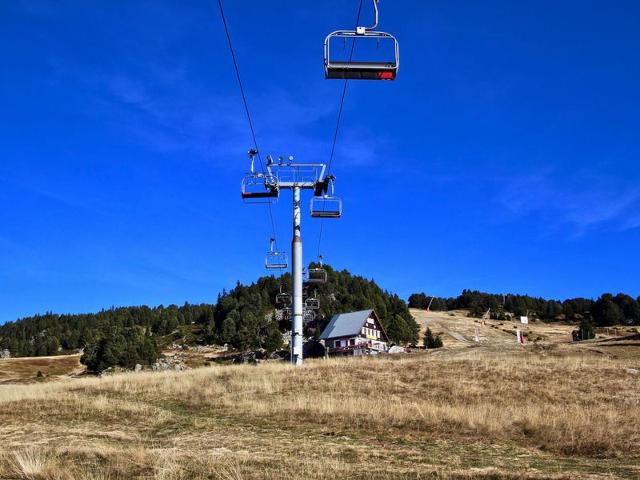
[242,154,339,365]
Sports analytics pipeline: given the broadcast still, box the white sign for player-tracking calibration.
[520,316,529,324]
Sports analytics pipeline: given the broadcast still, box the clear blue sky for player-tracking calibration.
[1,0,639,323]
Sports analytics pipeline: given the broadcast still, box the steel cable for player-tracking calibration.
[216,0,278,241]
[317,0,365,259]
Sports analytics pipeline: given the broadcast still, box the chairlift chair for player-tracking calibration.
[305,297,320,310]
[241,174,279,203]
[265,238,288,270]
[306,267,328,284]
[276,307,292,321]
[324,0,399,81]
[303,309,316,324]
[310,195,342,218]
[276,291,292,307]
[240,149,279,203]
[305,256,328,285]
[310,176,342,219]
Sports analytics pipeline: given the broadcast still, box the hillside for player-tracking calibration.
[1,343,639,479]
[411,309,579,347]
[0,266,419,368]
[409,291,640,326]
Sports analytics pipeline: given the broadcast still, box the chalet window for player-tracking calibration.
[350,339,355,346]
[334,340,341,348]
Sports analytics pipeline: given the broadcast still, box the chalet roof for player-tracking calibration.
[319,309,375,340]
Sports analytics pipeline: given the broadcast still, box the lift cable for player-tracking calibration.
[216,0,278,241]
[317,0,364,259]
[326,0,364,176]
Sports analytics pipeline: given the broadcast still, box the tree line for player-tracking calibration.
[408,290,640,326]
[0,266,419,370]
[0,304,218,359]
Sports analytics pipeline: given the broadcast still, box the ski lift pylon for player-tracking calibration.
[324,0,399,81]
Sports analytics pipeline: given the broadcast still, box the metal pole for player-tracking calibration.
[291,186,303,365]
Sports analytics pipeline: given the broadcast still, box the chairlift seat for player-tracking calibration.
[241,190,278,199]
[325,61,397,80]
[310,210,342,219]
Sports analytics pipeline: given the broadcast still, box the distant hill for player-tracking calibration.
[409,290,640,326]
[0,265,419,363]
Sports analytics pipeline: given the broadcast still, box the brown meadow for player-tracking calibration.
[0,343,638,479]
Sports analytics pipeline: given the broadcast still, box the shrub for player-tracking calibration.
[424,328,443,349]
[81,327,160,373]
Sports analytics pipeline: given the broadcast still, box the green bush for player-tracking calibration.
[81,327,159,373]
[423,328,443,349]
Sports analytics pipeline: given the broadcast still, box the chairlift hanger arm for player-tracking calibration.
[248,149,258,173]
[358,0,379,33]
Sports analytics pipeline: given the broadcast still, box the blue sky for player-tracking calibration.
[1,0,639,323]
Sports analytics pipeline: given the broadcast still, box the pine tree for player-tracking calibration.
[424,328,443,349]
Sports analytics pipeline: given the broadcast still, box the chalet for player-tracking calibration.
[319,309,389,356]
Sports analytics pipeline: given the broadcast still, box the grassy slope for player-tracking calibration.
[0,354,83,384]
[0,343,639,479]
[410,308,578,347]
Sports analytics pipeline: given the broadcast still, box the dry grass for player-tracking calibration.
[0,354,83,384]
[410,309,578,348]
[0,345,639,479]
